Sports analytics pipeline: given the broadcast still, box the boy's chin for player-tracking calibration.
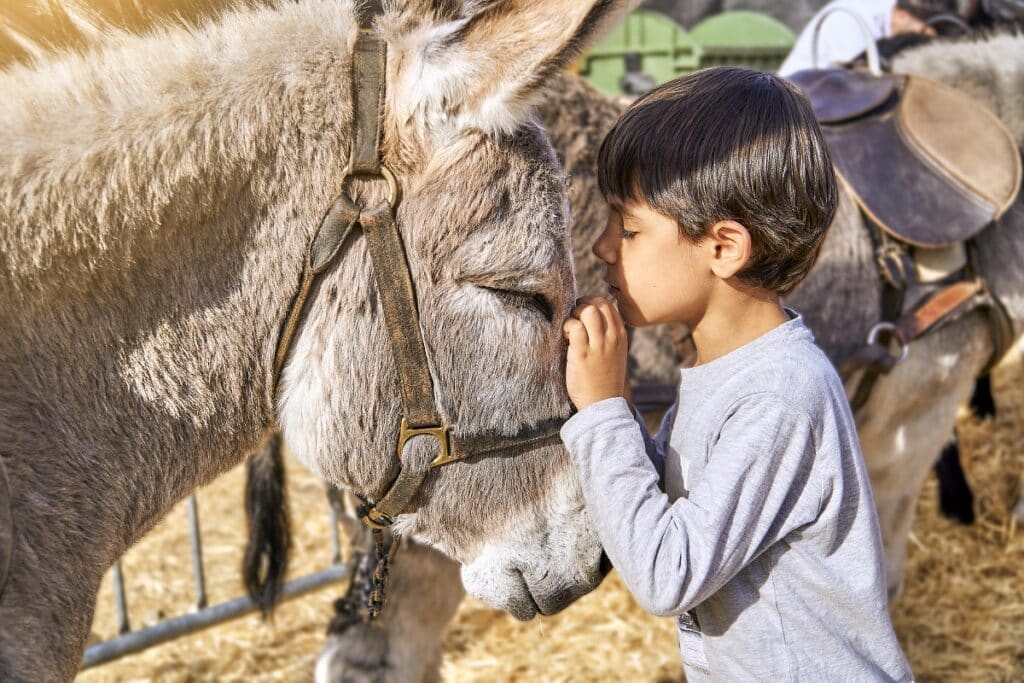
[616,303,646,328]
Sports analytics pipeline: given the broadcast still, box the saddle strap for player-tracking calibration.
[843,279,990,410]
[896,279,986,344]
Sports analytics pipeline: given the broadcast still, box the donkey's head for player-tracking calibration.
[278,0,636,619]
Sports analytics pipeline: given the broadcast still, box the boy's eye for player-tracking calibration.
[621,228,638,240]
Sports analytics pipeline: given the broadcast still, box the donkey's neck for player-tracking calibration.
[0,1,356,568]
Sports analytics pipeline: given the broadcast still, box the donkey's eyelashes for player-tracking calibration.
[476,285,554,323]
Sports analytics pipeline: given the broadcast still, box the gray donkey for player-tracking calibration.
[304,35,1024,681]
[0,0,647,680]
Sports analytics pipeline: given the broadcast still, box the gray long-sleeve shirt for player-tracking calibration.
[561,314,912,681]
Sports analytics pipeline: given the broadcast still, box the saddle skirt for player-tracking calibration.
[790,68,1022,248]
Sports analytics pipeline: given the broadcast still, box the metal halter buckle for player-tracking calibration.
[361,506,395,531]
[397,418,459,468]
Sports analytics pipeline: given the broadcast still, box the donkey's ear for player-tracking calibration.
[390,0,639,136]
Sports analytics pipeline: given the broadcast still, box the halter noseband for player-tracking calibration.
[271,7,564,531]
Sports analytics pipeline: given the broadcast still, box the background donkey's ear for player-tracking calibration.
[391,0,640,136]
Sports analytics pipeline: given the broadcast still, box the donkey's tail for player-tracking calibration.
[243,431,292,617]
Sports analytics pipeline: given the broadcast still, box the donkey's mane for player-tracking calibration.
[0,0,462,70]
[0,0,361,299]
[0,0,269,69]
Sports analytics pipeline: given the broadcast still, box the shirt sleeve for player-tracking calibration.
[779,6,883,75]
[628,402,676,482]
[561,393,822,617]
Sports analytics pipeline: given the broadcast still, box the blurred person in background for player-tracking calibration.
[779,0,960,75]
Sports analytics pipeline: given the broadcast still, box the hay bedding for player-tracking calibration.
[78,354,1024,682]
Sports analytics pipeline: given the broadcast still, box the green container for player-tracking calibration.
[690,11,795,72]
[579,10,701,97]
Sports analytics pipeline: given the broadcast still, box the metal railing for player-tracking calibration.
[79,385,679,671]
[81,489,347,670]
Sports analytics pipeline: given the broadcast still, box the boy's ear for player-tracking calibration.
[387,0,640,139]
[707,220,753,281]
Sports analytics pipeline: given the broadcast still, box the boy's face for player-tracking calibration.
[592,199,714,328]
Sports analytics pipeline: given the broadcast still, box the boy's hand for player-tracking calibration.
[563,296,628,411]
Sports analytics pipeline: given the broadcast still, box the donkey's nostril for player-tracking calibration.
[599,551,613,577]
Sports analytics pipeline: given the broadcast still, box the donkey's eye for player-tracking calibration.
[478,286,554,323]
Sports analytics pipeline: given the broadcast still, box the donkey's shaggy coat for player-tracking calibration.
[0,1,642,679]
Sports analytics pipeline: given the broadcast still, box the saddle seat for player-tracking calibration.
[790,68,1021,248]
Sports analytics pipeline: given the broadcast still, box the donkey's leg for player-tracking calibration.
[853,315,991,602]
[932,374,995,524]
[315,539,464,683]
[934,438,975,524]
[0,523,105,682]
[968,375,996,418]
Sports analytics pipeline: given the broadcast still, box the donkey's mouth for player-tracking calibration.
[506,572,541,621]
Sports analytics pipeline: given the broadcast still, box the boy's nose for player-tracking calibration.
[592,230,616,264]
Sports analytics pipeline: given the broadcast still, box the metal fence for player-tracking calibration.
[81,488,348,670]
[79,384,677,671]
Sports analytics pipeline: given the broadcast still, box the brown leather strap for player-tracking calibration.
[272,29,385,391]
[896,279,985,343]
[365,419,565,527]
[274,20,566,533]
[272,197,361,388]
[366,455,430,527]
[452,418,564,460]
[349,29,386,176]
[843,279,988,411]
[360,205,441,429]
[981,290,1014,376]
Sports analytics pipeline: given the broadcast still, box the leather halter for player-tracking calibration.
[272,10,564,530]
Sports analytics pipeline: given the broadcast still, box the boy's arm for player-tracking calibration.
[561,295,670,478]
[628,402,674,481]
[562,392,821,617]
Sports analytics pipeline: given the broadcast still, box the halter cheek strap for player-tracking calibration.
[271,14,563,533]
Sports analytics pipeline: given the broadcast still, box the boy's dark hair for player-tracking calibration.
[597,67,838,296]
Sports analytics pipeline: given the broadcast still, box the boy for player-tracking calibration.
[560,67,913,681]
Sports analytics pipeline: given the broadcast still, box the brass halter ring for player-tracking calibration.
[340,163,399,209]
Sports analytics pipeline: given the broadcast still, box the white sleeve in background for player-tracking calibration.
[778,0,894,76]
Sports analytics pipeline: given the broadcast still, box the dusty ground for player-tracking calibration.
[78,353,1024,682]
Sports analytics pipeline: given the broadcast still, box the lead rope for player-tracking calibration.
[329,525,398,628]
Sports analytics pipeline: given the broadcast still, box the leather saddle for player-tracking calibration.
[790,67,1021,247]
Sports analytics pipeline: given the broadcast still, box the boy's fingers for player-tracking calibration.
[576,295,610,307]
[571,297,602,318]
[590,297,626,341]
[562,318,589,348]
[578,305,606,342]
